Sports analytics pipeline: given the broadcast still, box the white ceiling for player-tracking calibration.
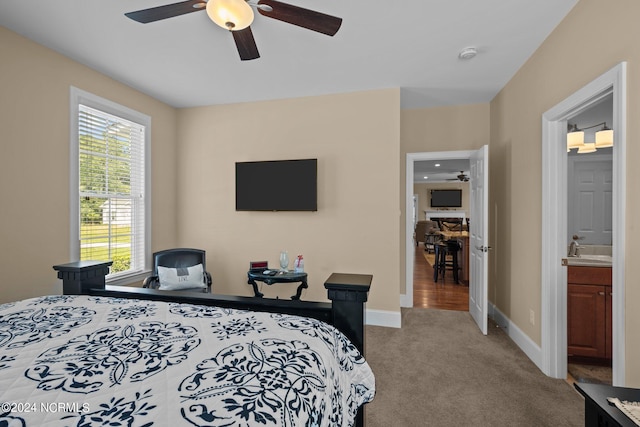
[414,159,470,183]
[0,0,578,109]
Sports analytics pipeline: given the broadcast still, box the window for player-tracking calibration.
[70,87,151,282]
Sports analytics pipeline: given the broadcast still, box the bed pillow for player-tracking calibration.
[157,264,207,291]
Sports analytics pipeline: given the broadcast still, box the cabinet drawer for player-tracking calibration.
[568,266,612,285]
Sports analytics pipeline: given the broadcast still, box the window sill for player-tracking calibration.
[107,270,151,287]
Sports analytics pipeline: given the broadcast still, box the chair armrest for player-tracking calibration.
[204,271,212,292]
[142,275,159,289]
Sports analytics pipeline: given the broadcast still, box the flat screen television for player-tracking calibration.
[236,158,317,211]
[430,189,462,208]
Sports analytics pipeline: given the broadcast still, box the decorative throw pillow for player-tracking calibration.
[157,264,206,291]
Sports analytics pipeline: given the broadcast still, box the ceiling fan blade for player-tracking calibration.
[257,0,342,36]
[232,27,260,61]
[125,0,206,24]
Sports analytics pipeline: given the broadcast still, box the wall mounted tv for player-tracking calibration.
[430,189,462,208]
[236,158,317,211]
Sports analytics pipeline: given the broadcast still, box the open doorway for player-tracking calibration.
[405,147,489,333]
[565,94,613,385]
[405,151,474,309]
[412,158,471,311]
[405,147,490,330]
[541,62,626,385]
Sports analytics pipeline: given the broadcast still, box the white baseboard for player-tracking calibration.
[490,303,543,372]
[366,309,401,328]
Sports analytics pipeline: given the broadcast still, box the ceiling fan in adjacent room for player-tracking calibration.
[447,171,469,182]
[125,0,342,61]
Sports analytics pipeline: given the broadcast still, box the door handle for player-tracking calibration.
[475,245,492,252]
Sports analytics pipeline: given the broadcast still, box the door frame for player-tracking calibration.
[403,150,476,308]
[541,62,626,384]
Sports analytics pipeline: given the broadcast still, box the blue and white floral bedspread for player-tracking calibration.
[0,295,375,426]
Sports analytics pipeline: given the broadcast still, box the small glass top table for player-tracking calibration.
[247,270,308,300]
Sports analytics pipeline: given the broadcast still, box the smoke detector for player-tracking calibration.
[458,47,478,60]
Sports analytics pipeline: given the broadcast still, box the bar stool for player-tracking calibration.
[424,233,440,253]
[433,240,461,284]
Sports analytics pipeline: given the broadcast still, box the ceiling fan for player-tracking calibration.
[447,171,469,182]
[125,0,342,61]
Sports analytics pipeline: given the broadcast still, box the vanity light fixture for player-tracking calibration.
[595,124,613,148]
[567,121,613,153]
[566,124,584,150]
[577,143,597,154]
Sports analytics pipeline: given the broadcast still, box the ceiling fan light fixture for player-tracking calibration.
[207,0,254,31]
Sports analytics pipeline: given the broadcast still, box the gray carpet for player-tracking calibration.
[364,308,584,426]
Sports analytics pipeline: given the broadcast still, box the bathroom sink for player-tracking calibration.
[578,245,612,256]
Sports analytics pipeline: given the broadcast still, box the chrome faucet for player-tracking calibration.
[568,235,583,257]
[568,241,579,257]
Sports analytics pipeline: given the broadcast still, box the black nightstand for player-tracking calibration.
[574,382,640,427]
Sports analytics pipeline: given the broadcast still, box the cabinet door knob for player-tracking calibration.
[598,291,606,296]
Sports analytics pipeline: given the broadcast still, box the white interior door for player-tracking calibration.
[568,156,613,245]
[469,145,489,334]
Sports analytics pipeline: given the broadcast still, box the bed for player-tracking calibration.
[0,263,374,427]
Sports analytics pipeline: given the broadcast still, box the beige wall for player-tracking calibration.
[175,90,401,311]
[0,27,179,303]
[0,24,401,314]
[400,104,490,294]
[490,0,640,385]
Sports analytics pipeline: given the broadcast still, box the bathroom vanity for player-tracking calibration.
[562,245,612,362]
[562,245,613,361]
[566,264,612,360]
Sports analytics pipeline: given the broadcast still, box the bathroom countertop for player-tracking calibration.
[563,244,612,267]
[562,255,612,267]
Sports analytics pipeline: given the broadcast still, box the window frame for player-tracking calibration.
[70,87,151,284]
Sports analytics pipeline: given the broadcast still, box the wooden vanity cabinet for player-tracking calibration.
[567,266,612,360]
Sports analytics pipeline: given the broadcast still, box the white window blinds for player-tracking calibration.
[78,104,146,277]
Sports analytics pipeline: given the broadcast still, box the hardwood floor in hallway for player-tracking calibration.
[413,243,469,311]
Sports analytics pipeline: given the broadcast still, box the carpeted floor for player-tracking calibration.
[364,308,584,426]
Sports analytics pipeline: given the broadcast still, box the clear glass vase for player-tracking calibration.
[279,251,289,272]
